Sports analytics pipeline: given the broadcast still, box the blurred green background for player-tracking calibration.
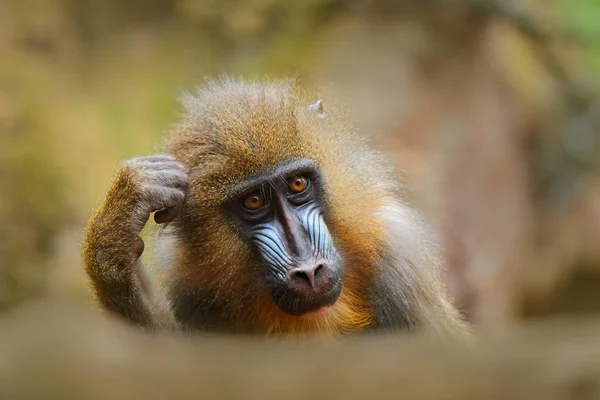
[1,0,599,329]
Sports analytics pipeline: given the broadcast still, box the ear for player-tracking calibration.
[308,99,326,119]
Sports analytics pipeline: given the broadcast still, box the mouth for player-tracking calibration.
[272,279,342,317]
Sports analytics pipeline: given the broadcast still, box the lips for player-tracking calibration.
[272,278,342,316]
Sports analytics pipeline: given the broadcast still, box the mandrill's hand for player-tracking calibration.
[112,154,190,234]
[90,154,190,263]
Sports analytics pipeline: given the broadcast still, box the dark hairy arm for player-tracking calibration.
[82,154,189,328]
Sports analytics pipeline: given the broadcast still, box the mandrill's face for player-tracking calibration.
[225,158,343,317]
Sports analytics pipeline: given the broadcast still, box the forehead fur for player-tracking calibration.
[166,79,306,184]
[163,77,397,203]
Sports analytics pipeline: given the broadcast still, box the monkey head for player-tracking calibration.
[165,78,391,331]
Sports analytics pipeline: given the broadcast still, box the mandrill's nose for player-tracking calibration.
[286,262,335,295]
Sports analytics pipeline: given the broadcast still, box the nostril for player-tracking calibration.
[314,263,324,277]
[288,268,316,288]
[288,263,330,290]
[292,270,310,283]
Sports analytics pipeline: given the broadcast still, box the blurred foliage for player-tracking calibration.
[0,96,68,307]
[558,0,600,76]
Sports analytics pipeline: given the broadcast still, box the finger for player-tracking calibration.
[145,170,190,189]
[143,161,186,172]
[140,185,186,212]
[131,207,151,234]
[138,154,175,163]
[154,206,180,224]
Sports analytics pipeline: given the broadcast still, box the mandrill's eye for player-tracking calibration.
[288,176,308,193]
[243,192,265,210]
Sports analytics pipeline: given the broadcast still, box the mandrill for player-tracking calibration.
[82,77,470,338]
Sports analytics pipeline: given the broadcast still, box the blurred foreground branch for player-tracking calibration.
[1,299,600,399]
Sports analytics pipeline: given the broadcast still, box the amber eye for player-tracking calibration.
[289,176,308,193]
[243,192,265,210]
